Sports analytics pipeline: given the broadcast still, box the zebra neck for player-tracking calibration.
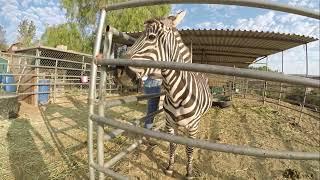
[171,31,192,63]
[161,69,187,100]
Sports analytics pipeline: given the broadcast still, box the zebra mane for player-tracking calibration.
[144,16,178,29]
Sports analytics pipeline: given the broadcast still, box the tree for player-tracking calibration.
[17,19,36,47]
[0,25,7,50]
[60,0,171,32]
[41,23,92,53]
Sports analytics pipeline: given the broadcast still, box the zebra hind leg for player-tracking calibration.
[185,128,197,179]
[164,126,177,176]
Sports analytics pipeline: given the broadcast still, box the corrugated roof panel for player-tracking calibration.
[112,29,318,67]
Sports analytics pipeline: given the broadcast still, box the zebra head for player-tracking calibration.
[125,11,187,79]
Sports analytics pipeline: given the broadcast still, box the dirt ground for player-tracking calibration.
[0,94,319,180]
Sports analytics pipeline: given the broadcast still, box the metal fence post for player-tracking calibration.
[263,57,268,105]
[244,78,248,98]
[53,59,58,103]
[35,49,40,106]
[278,51,284,109]
[88,8,106,180]
[81,56,85,91]
[299,44,308,121]
[231,65,236,99]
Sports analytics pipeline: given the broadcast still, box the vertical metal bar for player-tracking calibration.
[263,57,268,105]
[244,78,248,98]
[299,44,308,121]
[81,56,85,91]
[53,59,58,103]
[278,51,284,108]
[231,65,236,99]
[35,49,40,106]
[88,8,106,180]
[97,29,113,180]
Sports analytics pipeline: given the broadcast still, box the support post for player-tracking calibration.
[35,49,40,106]
[244,78,248,98]
[53,59,58,103]
[263,57,268,105]
[231,65,236,99]
[81,56,85,91]
[278,51,284,108]
[88,8,106,180]
[299,44,308,121]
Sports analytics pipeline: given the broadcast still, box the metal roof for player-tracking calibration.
[113,29,318,68]
[13,46,92,63]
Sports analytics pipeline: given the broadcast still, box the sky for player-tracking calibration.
[0,0,319,75]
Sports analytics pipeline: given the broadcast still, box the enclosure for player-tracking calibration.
[0,0,319,179]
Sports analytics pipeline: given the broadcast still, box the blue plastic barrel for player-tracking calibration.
[0,74,2,83]
[3,74,17,92]
[38,79,50,105]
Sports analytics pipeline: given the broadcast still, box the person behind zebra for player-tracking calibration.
[124,11,212,179]
[142,75,162,130]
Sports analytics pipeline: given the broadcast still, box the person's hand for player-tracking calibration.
[95,53,103,60]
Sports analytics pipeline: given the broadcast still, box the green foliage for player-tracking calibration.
[60,0,171,32]
[41,23,92,54]
[0,25,7,50]
[17,19,36,47]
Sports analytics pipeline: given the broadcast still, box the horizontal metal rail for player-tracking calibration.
[101,92,166,108]
[97,59,320,88]
[91,114,320,160]
[0,52,91,65]
[104,0,320,20]
[106,25,136,44]
[104,108,164,141]
[105,122,164,168]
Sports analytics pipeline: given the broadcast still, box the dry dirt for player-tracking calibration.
[0,94,319,180]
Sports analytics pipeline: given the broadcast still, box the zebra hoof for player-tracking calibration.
[164,169,173,176]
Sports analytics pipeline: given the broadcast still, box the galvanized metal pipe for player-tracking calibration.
[88,8,107,180]
[97,59,319,88]
[91,114,320,160]
[104,109,164,141]
[278,51,284,107]
[104,122,164,168]
[299,44,309,121]
[97,30,113,180]
[104,0,320,20]
[106,25,136,45]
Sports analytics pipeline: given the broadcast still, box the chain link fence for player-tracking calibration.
[0,46,118,106]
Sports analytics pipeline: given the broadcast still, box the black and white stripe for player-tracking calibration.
[126,12,212,178]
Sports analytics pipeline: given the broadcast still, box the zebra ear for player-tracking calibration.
[172,11,186,27]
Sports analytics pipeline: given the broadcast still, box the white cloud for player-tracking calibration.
[0,0,67,44]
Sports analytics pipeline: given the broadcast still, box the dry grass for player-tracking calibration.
[0,94,319,179]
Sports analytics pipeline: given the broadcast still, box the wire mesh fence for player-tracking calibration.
[0,47,118,106]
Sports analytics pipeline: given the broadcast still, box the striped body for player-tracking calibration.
[126,12,212,178]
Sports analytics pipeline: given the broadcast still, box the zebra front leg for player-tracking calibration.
[165,126,177,176]
[185,128,197,179]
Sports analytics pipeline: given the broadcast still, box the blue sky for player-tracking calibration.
[0,0,319,75]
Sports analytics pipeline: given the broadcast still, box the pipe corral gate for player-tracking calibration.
[87,1,320,179]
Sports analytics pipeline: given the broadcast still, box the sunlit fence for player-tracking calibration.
[0,49,118,105]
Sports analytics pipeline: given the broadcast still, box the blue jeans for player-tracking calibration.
[144,86,161,129]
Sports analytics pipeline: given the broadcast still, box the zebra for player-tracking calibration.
[124,11,213,179]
